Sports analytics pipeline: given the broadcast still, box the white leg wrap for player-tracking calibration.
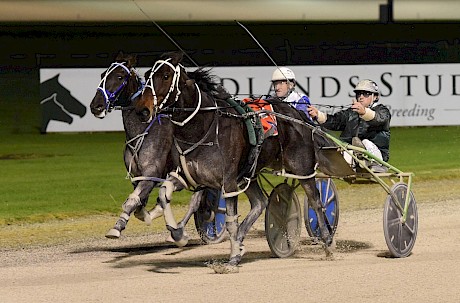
[230,238,241,257]
[163,203,178,229]
[226,216,241,258]
[161,180,176,201]
[148,204,164,221]
[226,214,240,223]
[120,212,130,221]
[122,193,141,213]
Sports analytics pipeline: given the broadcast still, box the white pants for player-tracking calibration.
[344,139,383,166]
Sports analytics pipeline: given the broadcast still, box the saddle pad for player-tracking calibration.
[242,98,278,137]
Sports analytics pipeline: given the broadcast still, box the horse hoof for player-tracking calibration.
[175,236,189,247]
[322,242,335,259]
[207,261,239,274]
[165,234,189,247]
[105,228,121,239]
[166,225,189,247]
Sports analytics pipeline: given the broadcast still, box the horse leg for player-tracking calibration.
[208,194,240,274]
[135,202,164,223]
[106,181,155,239]
[134,189,166,225]
[236,180,268,254]
[132,180,165,225]
[300,178,333,255]
[158,177,189,247]
[223,195,240,263]
[177,190,204,230]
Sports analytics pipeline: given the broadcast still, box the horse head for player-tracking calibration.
[136,51,197,123]
[90,51,141,118]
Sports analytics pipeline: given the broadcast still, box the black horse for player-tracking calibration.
[135,51,332,272]
[40,74,86,133]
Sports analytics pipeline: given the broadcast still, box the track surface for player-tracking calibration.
[1,199,459,303]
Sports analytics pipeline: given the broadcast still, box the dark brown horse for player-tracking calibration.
[135,51,332,272]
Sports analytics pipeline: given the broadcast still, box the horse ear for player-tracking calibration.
[186,79,195,88]
[160,51,183,65]
[128,54,137,67]
[171,51,183,65]
[115,51,124,61]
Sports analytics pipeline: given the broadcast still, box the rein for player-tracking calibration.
[171,98,220,189]
[125,114,168,184]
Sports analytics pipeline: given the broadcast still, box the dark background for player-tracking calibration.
[1,21,459,133]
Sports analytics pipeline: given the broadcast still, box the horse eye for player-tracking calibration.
[117,76,123,81]
[163,74,169,80]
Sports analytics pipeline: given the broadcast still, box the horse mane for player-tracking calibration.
[188,67,231,100]
[158,51,231,100]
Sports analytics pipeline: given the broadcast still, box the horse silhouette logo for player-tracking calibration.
[40,74,87,133]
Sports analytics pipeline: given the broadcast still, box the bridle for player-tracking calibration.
[143,58,202,126]
[97,62,133,112]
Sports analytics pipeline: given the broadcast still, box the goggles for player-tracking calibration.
[355,91,373,98]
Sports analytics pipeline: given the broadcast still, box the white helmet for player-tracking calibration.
[271,67,296,82]
[354,79,380,95]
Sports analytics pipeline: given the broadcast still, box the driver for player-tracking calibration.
[271,67,313,122]
[308,79,391,172]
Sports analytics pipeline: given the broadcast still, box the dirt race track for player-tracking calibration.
[1,198,460,303]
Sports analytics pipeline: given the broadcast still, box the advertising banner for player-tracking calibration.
[40,63,460,132]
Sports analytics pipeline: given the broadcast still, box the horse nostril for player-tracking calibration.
[90,105,101,113]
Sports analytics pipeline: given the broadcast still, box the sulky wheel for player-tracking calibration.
[304,178,339,239]
[194,189,227,244]
[265,182,302,258]
[383,182,418,258]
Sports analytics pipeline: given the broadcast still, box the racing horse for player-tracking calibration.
[90,52,205,241]
[135,51,332,272]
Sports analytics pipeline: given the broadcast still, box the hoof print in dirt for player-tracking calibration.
[206,260,239,274]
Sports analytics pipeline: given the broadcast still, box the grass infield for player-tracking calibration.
[1,126,459,227]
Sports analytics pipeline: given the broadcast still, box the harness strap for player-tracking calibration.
[125,116,167,185]
[225,98,257,146]
[179,154,198,188]
[221,177,252,198]
[171,113,219,189]
[173,116,217,156]
[168,170,192,191]
[130,80,145,101]
[273,168,318,180]
[130,176,166,183]
[170,82,202,126]
[226,98,265,183]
